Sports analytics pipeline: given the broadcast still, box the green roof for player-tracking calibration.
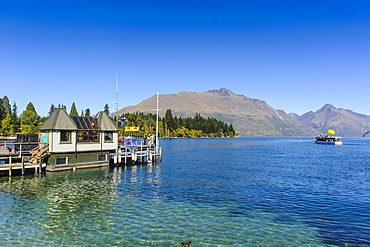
[96,111,118,131]
[39,108,77,130]
[39,108,118,131]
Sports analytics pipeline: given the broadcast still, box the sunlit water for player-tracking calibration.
[1,137,370,246]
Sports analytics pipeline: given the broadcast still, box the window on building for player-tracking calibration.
[97,154,107,161]
[77,130,99,142]
[60,131,71,143]
[55,156,68,165]
[104,132,113,142]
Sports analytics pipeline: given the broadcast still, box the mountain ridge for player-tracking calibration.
[293,104,370,137]
[114,88,320,137]
[113,88,370,137]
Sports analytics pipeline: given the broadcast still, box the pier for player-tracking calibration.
[0,147,46,176]
[0,139,162,177]
[0,109,163,177]
[112,143,163,164]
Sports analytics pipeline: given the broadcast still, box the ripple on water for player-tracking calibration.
[1,138,370,245]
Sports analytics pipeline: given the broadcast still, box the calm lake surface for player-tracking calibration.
[1,137,370,246]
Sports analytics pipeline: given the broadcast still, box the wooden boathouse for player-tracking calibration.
[38,108,119,171]
[0,108,162,176]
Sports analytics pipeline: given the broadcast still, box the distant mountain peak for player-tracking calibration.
[317,103,337,114]
[294,103,370,137]
[207,88,235,97]
[322,103,335,109]
[114,88,320,137]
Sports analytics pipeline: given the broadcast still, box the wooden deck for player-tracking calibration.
[0,162,46,176]
[0,144,162,176]
[112,145,163,164]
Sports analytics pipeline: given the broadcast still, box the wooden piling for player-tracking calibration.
[39,157,42,174]
[21,156,25,175]
[9,156,12,177]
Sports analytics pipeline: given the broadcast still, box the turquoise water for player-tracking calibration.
[1,137,370,246]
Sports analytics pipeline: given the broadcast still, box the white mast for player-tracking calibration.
[115,71,119,111]
[154,92,161,152]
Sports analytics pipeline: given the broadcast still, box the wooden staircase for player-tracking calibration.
[30,144,50,164]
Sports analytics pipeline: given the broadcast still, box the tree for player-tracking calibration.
[69,102,78,116]
[20,102,40,134]
[48,104,55,117]
[229,124,235,137]
[164,109,176,131]
[121,110,236,138]
[58,103,67,110]
[0,97,4,125]
[0,96,12,124]
[104,104,110,115]
[2,96,11,115]
[1,113,14,136]
[85,108,91,117]
[11,102,20,134]
[26,102,36,112]
[12,102,18,118]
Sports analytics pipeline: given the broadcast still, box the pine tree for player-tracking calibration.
[69,102,79,116]
[104,104,110,114]
[11,102,19,133]
[26,102,36,112]
[2,96,11,115]
[85,108,91,117]
[48,104,55,117]
[164,109,175,131]
[0,97,4,124]
[20,102,40,134]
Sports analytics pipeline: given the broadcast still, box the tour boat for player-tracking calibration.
[315,135,342,145]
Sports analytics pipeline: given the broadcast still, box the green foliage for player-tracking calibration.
[58,103,67,110]
[104,104,110,115]
[69,102,79,116]
[122,110,236,138]
[20,102,40,134]
[12,102,18,118]
[164,109,176,131]
[11,102,20,134]
[48,104,55,117]
[85,108,91,117]
[2,96,11,115]
[1,113,14,136]
[26,102,36,112]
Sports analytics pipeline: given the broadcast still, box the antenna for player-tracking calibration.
[115,71,119,111]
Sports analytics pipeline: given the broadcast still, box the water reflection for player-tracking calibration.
[0,138,370,245]
[0,168,122,245]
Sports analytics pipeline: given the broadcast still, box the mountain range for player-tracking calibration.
[113,88,370,137]
[289,104,370,137]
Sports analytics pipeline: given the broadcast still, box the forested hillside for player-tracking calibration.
[122,110,235,138]
[114,88,320,137]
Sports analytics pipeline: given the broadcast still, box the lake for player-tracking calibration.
[0,137,369,246]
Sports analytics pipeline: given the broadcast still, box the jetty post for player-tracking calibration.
[8,156,12,177]
[21,156,25,176]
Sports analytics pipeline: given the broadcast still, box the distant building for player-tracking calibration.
[38,108,118,171]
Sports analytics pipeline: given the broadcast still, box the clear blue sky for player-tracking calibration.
[1,0,370,117]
